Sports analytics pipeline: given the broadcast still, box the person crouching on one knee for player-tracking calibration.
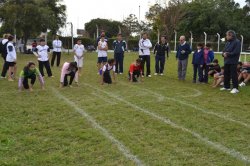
[60,62,79,88]
[128,58,143,83]
[18,62,45,92]
[101,58,116,85]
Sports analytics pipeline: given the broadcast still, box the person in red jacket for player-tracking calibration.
[128,58,143,82]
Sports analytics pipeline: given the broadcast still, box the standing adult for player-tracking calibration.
[51,35,62,67]
[176,36,192,80]
[221,30,241,94]
[113,33,127,74]
[153,35,169,76]
[0,34,10,78]
[96,30,108,45]
[139,32,152,77]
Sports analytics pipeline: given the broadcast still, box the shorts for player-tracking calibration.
[74,56,83,67]
[97,57,107,64]
[7,62,16,67]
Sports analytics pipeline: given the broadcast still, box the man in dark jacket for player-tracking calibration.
[0,34,10,78]
[113,33,127,74]
[176,36,192,80]
[221,30,241,94]
[153,35,169,76]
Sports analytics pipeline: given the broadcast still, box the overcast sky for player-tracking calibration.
[61,0,246,36]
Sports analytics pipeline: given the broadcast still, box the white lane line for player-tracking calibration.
[176,88,203,98]
[50,87,144,166]
[140,87,250,129]
[91,92,118,105]
[84,83,250,163]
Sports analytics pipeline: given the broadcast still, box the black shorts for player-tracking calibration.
[7,62,16,67]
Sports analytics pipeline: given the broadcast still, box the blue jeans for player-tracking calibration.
[193,64,203,82]
[155,55,165,74]
[114,53,124,73]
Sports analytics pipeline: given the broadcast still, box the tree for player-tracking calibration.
[122,14,140,36]
[0,0,66,45]
[85,18,126,38]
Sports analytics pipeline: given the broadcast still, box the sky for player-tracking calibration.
[60,0,247,36]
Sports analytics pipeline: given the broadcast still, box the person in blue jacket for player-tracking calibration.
[176,36,192,80]
[192,43,204,83]
[203,43,214,83]
[221,30,241,94]
[113,33,127,74]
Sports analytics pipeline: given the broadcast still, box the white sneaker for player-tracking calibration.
[230,88,239,94]
[239,82,246,87]
[154,73,158,76]
[160,73,164,76]
[220,87,231,91]
[119,73,123,75]
[147,75,152,78]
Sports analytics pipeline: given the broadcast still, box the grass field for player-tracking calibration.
[0,51,250,166]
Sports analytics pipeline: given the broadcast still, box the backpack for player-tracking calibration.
[0,40,9,56]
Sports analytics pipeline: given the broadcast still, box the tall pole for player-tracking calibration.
[174,30,177,51]
[139,5,141,39]
[67,22,73,49]
[216,33,220,52]
[204,32,207,46]
[96,24,99,38]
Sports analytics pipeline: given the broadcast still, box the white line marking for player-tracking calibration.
[84,83,250,163]
[140,87,250,129]
[50,87,144,166]
[176,88,203,98]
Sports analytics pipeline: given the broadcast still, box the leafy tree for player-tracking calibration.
[0,0,66,45]
[122,14,139,36]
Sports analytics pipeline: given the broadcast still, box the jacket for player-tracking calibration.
[222,38,241,64]
[176,42,192,60]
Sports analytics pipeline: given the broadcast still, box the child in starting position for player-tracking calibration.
[129,58,143,82]
[18,62,45,91]
[101,58,116,85]
[60,62,78,88]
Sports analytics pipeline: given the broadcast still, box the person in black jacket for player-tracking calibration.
[176,36,192,80]
[113,33,127,74]
[0,34,10,78]
[153,35,169,76]
[221,30,241,94]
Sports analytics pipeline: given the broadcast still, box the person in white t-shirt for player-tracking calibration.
[101,58,116,85]
[97,35,108,74]
[6,35,17,81]
[33,39,53,77]
[73,39,85,76]
[51,35,62,67]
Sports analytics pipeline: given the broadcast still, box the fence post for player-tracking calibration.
[174,30,177,51]
[189,31,193,49]
[204,32,207,46]
[240,35,244,62]
[216,33,220,52]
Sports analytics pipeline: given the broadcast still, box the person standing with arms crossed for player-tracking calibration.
[176,36,192,81]
[221,30,241,94]
[51,35,62,67]
[139,32,152,77]
[113,33,127,74]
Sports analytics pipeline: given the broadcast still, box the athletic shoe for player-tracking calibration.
[230,88,239,94]
[8,78,14,82]
[141,75,144,78]
[220,87,231,91]
[154,73,158,76]
[147,75,152,78]
[160,73,164,76]
[119,73,123,75]
[239,82,246,87]
[0,76,6,79]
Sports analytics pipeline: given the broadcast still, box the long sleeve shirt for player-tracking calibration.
[60,62,78,83]
[139,39,152,56]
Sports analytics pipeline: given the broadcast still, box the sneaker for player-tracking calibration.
[141,75,144,78]
[230,88,239,94]
[147,75,152,78]
[8,78,14,82]
[220,87,231,91]
[160,73,164,76]
[154,73,158,76]
[0,76,6,79]
[239,82,246,87]
[119,72,123,74]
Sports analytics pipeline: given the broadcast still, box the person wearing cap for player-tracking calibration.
[51,35,62,67]
[220,30,241,94]
[33,39,53,77]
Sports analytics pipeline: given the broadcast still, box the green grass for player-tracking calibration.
[0,51,250,166]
